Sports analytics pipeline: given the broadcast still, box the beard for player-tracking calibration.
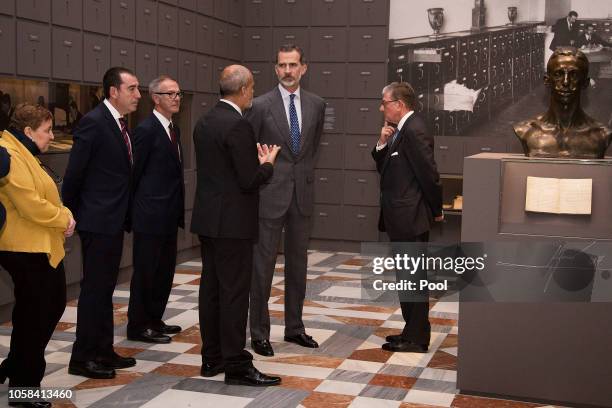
[279,76,299,88]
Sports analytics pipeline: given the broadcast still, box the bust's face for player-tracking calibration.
[546,55,586,106]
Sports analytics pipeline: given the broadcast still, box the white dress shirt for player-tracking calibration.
[153,109,173,141]
[220,98,242,116]
[278,84,302,132]
[103,98,132,151]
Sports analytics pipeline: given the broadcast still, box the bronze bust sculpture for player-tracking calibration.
[513,47,612,159]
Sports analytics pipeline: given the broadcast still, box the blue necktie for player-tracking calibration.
[289,94,300,154]
[390,129,400,147]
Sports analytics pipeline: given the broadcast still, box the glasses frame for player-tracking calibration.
[154,91,184,100]
[380,99,399,107]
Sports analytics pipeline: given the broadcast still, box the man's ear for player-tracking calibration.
[543,74,550,86]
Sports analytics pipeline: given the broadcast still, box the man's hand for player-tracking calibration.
[257,143,281,165]
[378,122,396,146]
[65,217,76,237]
[434,213,444,222]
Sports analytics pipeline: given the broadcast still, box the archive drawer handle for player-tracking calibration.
[29,34,40,42]
[202,24,209,30]
[284,35,296,40]
[360,71,371,76]
[185,19,192,25]
[356,214,367,219]
[286,0,296,3]
[323,35,335,40]
[200,102,208,107]
[252,70,261,74]
[251,35,261,40]
[165,14,172,20]
[319,212,328,217]
[63,40,73,47]
[322,70,332,75]
[252,0,262,3]
[144,53,150,59]
[201,63,208,68]
[319,177,329,182]
[359,107,369,112]
[357,178,367,183]
[120,49,128,56]
[120,2,128,9]
[218,29,224,34]
[93,45,102,52]
[184,59,191,65]
[320,142,329,146]
[233,33,239,38]
[363,0,374,3]
[0,29,2,35]
[480,147,492,152]
[438,145,449,150]
[165,57,172,62]
[358,143,368,148]
[362,35,373,39]
[144,8,151,15]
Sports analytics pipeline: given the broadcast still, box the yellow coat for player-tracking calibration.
[0,130,72,268]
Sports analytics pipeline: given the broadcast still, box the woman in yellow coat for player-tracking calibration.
[0,103,75,408]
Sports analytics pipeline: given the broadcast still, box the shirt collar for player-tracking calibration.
[396,111,414,132]
[153,108,172,130]
[278,84,301,101]
[103,98,123,121]
[220,99,242,116]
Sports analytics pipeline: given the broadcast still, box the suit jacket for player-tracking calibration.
[246,86,325,218]
[191,101,273,239]
[0,145,9,229]
[577,32,612,48]
[132,113,185,235]
[371,113,443,240]
[550,17,579,50]
[62,102,132,234]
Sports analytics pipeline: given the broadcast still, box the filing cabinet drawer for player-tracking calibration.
[323,98,345,134]
[111,0,135,39]
[213,58,234,81]
[311,204,342,239]
[310,28,347,62]
[350,0,387,26]
[17,0,50,22]
[409,62,428,93]
[428,111,444,136]
[434,136,464,174]
[274,28,309,56]
[196,55,214,93]
[160,0,178,4]
[192,93,216,128]
[17,21,50,78]
[347,63,385,99]
[274,0,311,26]
[429,62,444,87]
[314,169,343,204]
[52,0,82,29]
[52,27,82,81]
[428,85,444,111]
[84,0,110,34]
[0,1,14,15]
[184,169,196,210]
[342,206,379,241]
[245,0,272,26]
[0,16,15,74]
[213,20,229,59]
[158,47,178,78]
[178,51,196,91]
[158,3,178,48]
[315,134,343,169]
[414,92,428,114]
[84,33,110,82]
[196,15,214,55]
[135,42,157,86]
[136,0,157,43]
[247,62,274,96]
[179,0,196,8]
[229,25,243,61]
[308,63,346,98]
[111,38,135,70]
[345,99,382,135]
[227,0,243,26]
[344,135,376,171]
[197,0,214,16]
[243,28,272,61]
[348,27,387,62]
[213,0,228,21]
[312,0,348,26]
[178,9,197,51]
[464,136,505,157]
[344,170,378,206]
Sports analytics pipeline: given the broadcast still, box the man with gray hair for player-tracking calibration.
[127,75,185,344]
[191,65,281,386]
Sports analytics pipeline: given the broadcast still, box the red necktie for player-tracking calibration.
[169,123,180,161]
[118,117,133,165]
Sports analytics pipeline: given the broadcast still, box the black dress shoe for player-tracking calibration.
[96,351,137,369]
[284,333,319,348]
[9,401,52,408]
[200,361,225,377]
[382,340,428,353]
[385,334,404,343]
[251,339,274,356]
[68,360,116,379]
[225,366,281,386]
[127,328,171,344]
[153,321,182,334]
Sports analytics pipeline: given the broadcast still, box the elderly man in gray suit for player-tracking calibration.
[247,44,326,356]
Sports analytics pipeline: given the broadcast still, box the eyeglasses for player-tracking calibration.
[380,99,398,107]
[154,91,184,100]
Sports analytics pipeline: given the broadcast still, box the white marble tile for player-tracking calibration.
[308,252,335,265]
[168,294,185,302]
[112,290,131,298]
[313,300,362,309]
[269,325,336,345]
[306,274,320,280]
[173,274,200,284]
[441,347,458,357]
[386,350,435,368]
[45,340,73,352]
[302,315,343,324]
[449,326,458,335]
[0,335,11,348]
[165,301,198,310]
[430,301,458,315]
[167,353,201,367]
[253,361,334,379]
[380,320,404,329]
[72,385,124,408]
[164,310,199,330]
[59,306,79,323]
[45,351,71,364]
[318,286,363,299]
[349,396,401,408]
[42,367,88,388]
[171,284,200,292]
[334,264,364,271]
[149,342,196,353]
[324,271,365,279]
[315,379,367,396]
[268,304,391,321]
[356,335,386,350]
[271,276,284,285]
[141,389,252,408]
[180,261,202,267]
[337,359,384,374]
[420,368,457,383]
[403,389,455,407]
[274,263,285,268]
[120,359,164,373]
[308,266,335,272]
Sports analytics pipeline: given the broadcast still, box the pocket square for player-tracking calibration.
[391,152,399,157]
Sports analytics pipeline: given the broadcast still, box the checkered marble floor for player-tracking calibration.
[0,251,564,408]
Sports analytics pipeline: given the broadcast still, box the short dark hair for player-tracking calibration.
[277,44,305,64]
[382,82,417,110]
[102,67,136,99]
[9,103,53,132]
[568,10,578,18]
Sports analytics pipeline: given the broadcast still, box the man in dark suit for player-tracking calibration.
[191,64,281,386]
[0,146,9,229]
[127,75,184,344]
[63,67,141,379]
[578,24,612,49]
[246,45,326,357]
[550,11,579,51]
[372,82,443,353]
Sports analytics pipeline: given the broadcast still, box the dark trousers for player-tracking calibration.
[71,231,123,362]
[0,252,66,387]
[199,236,253,374]
[391,231,431,346]
[250,193,310,340]
[128,231,178,333]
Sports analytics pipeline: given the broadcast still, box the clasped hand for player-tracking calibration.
[257,143,281,165]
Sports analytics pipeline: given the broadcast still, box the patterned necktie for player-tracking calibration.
[390,129,400,147]
[289,94,300,154]
[169,123,180,161]
[118,117,133,165]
